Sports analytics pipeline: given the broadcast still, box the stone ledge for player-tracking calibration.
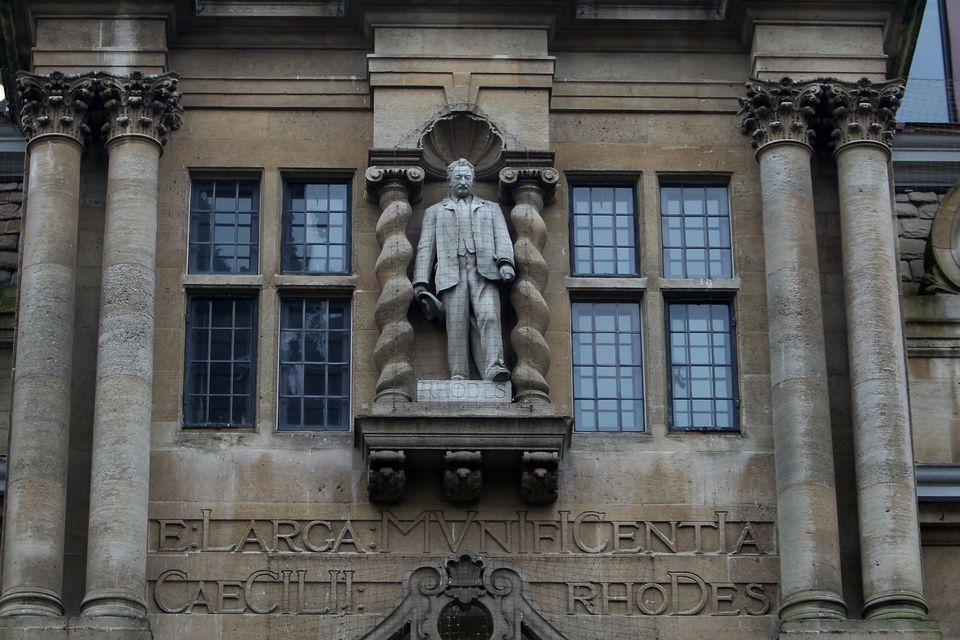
[354,404,571,458]
[779,618,942,640]
[0,616,151,640]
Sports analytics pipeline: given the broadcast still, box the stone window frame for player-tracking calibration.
[656,174,742,434]
[276,295,352,432]
[280,179,352,275]
[179,168,358,437]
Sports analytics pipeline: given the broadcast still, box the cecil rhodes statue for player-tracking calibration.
[413,158,515,382]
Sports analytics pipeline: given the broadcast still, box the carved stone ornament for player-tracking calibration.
[99,71,183,146]
[825,77,904,151]
[367,450,406,504]
[520,451,559,504]
[16,71,98,145]
[920,184,960,294]
[443,450,482,503]
[738,77,822,151]
[361,552,570,640]
[419,109,506,180]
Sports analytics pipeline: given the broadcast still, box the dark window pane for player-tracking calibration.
[667,301,737,431]
[570,185,638,276]
[278,298,351,431]
[572,301,644,432]
[184,296,257,428]
[188,180,259,275]
[282,181,351,274]
[661,185,732,278]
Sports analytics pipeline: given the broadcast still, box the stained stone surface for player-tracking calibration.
[417,379,511,403]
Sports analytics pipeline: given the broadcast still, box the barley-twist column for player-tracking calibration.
[499,167,558,404]
[0,71,95,617]
[826,78,930,621]
[365,165,424,402]
[81,72,182,618]
[739,78,847,622]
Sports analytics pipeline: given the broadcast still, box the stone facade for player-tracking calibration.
[0,2,955,640]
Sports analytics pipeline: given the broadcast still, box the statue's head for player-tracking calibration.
[447,158,475,199]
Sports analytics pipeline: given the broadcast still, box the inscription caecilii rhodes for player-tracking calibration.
[147,509,778,618]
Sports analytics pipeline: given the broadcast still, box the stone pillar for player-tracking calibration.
[365,162,424,402]
[0,71,95,617]
[826,79,929,621]
[739,78,847,622]
[81,72,182,618]
[498,166,558,404]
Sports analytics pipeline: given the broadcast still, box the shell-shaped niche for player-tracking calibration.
[419,111,506,180]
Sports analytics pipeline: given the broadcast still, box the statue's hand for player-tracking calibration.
[414,284,428,298]
[499,265,516,284]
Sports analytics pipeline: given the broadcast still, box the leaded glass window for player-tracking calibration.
[188,180,259,274]
[282,182,350,274]
[278,298,351,431]
[661,185,732,278]
[667,301,737,431]
[184,296,257,428]
[570,186,638,276]
[571,301,644,432]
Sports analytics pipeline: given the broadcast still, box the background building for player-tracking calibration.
[0,1,954,639]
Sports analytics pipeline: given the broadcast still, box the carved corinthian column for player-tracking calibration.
[0,71,95,617]
[499,167,558,404]
[80,72,182,618]
[365,165,425,402]
[826,78,930,621]
[739,78,847,622]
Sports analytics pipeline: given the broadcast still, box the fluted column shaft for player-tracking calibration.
[740,79,846,622]
[499,167,558,404]
[80,72,182,618]
[0,71,95,617]
[826,79,928,621]
[365,166,424,402]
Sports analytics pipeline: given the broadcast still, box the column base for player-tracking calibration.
[780,618,941,640]
[80,588,147,618]
[864,591,930,621]
[779,589,848,622]
[0,588,64,617]
[0,615,151,640]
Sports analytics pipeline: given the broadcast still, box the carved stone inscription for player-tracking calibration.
[147,509,778,618]
[417,379,511,402]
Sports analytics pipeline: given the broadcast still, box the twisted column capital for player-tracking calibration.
[16,70,98,148]
[738,77,823,154]
[498,167,560,203]
[825,78,904,154]
[365,165,425,202]
[99,71,183,149]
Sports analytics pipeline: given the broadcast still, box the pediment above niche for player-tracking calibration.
[419,109,506,180]
[921,183,960,294]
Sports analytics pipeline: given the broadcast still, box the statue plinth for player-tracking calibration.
[417,379,511,403]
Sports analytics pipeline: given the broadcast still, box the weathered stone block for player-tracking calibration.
[900,238,927,260]
[909,191,940,204]
[896,202,919,218]
[900,217,932,239]
[417,379,511,403]
[919,203,939,220]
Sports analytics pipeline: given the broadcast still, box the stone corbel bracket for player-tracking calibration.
[520,451,559,504]
[443,450,483,503]
[367,449,406,504]
[499,165,559,404]
[364,161,425,403]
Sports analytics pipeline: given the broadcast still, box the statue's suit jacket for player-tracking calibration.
[413,196,515,294]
